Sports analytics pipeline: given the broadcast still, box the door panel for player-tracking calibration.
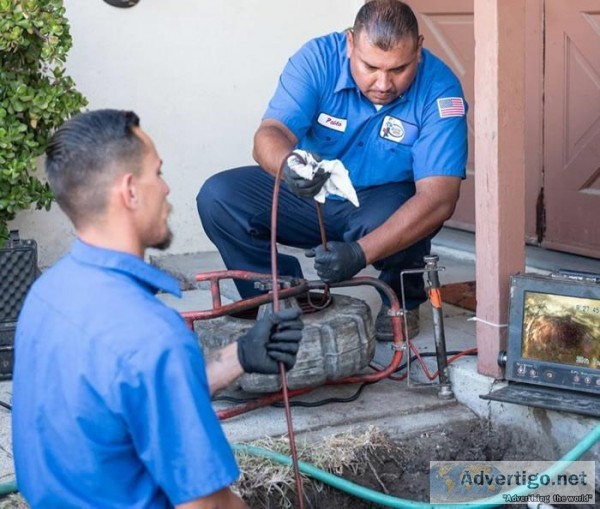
[543,0,600,257]
[410,0,476,230]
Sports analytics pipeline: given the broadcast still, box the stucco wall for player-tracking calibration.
[9,0,363,267]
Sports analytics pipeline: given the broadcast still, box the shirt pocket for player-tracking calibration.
[303,122,346,159]
[365,117,419,184]
[352,136,414,187]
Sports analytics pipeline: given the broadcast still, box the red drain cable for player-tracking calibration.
[382,347,478,382]
[269,166,340,507]
[408,345,478,381]
[269,166,305,508]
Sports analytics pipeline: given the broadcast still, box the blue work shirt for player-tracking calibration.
[264,31,468,188]
[12,240,239,508]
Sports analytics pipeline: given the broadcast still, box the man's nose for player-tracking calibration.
[375,71,392,90]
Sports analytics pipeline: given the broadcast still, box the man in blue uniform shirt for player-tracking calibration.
[12,109,304,509]
[197,0,467,340]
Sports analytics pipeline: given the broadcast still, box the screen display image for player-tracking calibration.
[521,291,600,369]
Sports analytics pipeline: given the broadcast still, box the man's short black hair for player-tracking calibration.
[353,0,419,51]
[46,109,143,227]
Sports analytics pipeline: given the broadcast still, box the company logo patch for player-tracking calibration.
[380,116,405,143]
[317,113,347,132]
[437,97,465,118]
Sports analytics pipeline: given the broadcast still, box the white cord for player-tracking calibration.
[467,316,508,328]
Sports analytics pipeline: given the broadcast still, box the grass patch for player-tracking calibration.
[234,426,399,508]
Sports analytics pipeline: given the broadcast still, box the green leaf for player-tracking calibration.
[0,0,88,236]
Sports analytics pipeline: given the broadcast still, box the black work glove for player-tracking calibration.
[237,308,304,374]
[305,241,367,283]
[282,150,330,198]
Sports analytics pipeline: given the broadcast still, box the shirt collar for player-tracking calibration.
[402,49,426,102]
[70,239,182,297]
[334,32,356,93]
[335,52,357,94]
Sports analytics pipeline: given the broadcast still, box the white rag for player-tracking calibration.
[287,150,359,207]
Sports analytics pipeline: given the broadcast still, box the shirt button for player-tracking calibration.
[358,142,364,147]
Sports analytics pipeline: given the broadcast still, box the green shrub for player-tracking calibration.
[0,0,87,246]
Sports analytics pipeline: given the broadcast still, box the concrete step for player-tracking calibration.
[216,380,478,444]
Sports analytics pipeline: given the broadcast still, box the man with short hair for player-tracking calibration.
[12,109,304,509]
[197,0,467,341]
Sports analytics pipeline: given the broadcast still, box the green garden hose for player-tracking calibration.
[0,479,17,497]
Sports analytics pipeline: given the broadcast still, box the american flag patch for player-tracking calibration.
[437,97,465,118]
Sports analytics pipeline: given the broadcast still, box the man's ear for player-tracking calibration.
[346,28,354,59]
[417,34,424,56]
[119,173,138,209]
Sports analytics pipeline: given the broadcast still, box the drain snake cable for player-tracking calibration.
[232,422,600,508]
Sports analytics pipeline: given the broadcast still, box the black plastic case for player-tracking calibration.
[0,231,38,379]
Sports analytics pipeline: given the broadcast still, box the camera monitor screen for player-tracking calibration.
[521,291,600,370]
[506,273,600,395]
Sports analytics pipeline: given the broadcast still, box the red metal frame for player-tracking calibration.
[180,271,406,421]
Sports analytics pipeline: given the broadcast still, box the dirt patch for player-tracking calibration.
[235,419,597,509]
[0,494,26,509]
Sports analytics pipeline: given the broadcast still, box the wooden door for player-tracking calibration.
[542,0,600,257]
[411,0,599,258]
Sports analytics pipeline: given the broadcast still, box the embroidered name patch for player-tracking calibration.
[317,113,347,132]
[437,97,465,118]
[380,115,406,143]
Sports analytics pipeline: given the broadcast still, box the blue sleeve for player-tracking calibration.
[119,332,239,505]
[412,80,468,180]
[263,39,324,140]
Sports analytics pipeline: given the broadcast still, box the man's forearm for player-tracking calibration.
[252,119,297,176]
[358,176,461,264]
[205,342,244,396]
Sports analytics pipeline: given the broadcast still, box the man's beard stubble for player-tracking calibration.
[150,203,173,251]
[151,227,173,251]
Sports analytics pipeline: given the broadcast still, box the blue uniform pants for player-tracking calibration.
[197,166,431,309]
